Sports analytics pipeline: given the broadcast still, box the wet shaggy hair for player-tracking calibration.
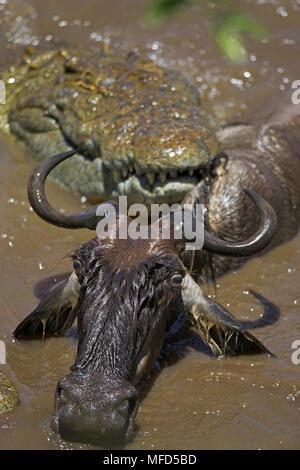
[71,237,185,380]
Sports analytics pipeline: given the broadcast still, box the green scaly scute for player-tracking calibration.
[0,370,18,413]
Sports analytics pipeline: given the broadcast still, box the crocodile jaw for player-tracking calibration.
[51,152,202,204]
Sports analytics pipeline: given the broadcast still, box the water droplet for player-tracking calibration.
[276,6,288,17]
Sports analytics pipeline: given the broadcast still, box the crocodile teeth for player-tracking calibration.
[113,170,121,183]
[159,172,167,183]
[189,169,194,176]
[135,164,141,176]
[147,172,156,186]
[122,168,128,178]
[170,170,177,178]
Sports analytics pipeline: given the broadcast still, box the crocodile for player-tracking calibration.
[0,47,218,204]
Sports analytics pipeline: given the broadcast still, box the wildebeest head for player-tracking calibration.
[14,150,277,447]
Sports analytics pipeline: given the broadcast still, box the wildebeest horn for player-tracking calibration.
[29,151,276,256]
[181,274,273,356]
[27,150,119,230]
[203,189,277,256]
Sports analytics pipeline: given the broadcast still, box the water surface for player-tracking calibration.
[0,0,299,450]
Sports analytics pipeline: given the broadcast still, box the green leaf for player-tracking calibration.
[220,12,268,40]
[144,0,190,27]
[215,12,268,63]
[143,2,269,64]
[215,26,248,63]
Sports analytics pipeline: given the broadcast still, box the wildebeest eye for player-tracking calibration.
[73,260,82,270]
[170,273,183,286]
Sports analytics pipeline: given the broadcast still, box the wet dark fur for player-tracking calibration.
[71,236,185,378]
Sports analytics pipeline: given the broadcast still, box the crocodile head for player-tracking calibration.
[1,48,219,204]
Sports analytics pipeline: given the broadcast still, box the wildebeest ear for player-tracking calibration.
[13,272,80,340]
[181,274,273,356]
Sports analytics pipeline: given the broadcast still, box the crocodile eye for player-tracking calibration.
[73,260,82,270]
[170,273,183,286]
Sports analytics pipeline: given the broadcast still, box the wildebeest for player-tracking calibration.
[13,149,278,446]
[14,99,300,446]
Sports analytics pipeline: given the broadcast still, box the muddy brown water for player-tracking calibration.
[0,0,299,450]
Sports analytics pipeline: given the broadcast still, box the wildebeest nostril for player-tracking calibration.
[57,399,130,446]
[56,382,71,406]
[106,399,130,430]
[54,377,137,444]
[57,388,67,405]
